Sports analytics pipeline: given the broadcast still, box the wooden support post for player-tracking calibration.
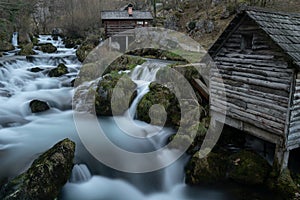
[274,144,290,171]
[109,37,112,51]
[126,36,129,51]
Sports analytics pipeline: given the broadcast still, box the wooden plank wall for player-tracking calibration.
[105,20,136,37]
[288,72,300,150]
[211,17,294,140]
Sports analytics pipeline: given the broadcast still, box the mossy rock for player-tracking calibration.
[18,43,36,56]
[185,151,228,184]
[128,48,187,62]
[95,72,137,116]
[0,139,75,200]
[276,169,298,199]
[29,99,50,113]
[228,150,271,185]
[64,37,83,48]
[136,82,180,127]
[103,55,146,75]
[37,43,57,53]
[76,35,100,62]
[169,117,209,154]
[0,41,14,52]
[48,63,69,77]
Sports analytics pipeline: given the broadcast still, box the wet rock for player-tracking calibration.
[18,43,36,56]
[276,169,298,199]
[95,72,137,116]
[185,151,228,184]
[0,41,14,52]
[53,35,59,41]
[30,67,44,73]
[0,138,75,200]
[104,55,146,75]
[48,63,69,77]
[136,82,180,127]
[64,37,83,49]
[76,35,100,62]
[128,49,186,62]
[52,28,64,37]
[228,150,271,185]
[30,99,50,113]
[37,43,57,53]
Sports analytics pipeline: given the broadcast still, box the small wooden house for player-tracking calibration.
[101,4,153,38]
[208,8,300,169]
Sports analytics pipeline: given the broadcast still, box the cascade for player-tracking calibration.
[12,32,18,47]
[0,35,274,200]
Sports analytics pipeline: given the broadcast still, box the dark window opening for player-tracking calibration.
[241,34,253,50]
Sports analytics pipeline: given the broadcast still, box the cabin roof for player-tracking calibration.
[209,8,300,67]
[101,11,153,20]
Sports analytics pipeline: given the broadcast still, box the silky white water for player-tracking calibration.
[0,35,236,200]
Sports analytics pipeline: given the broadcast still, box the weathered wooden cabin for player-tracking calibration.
[101,4,153,38]
[208,8,300,169]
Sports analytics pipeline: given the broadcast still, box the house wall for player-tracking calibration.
[104,20,151,37]
[210,16,294,143]
[104,20,135,37]
[289,71,300,150]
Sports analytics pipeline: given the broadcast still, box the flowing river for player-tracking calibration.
[0,35,279,200]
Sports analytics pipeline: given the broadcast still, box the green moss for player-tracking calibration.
[136,82,180,127]
[185,151,228,184]
[276,169,298,199]
[18,43,36,56]
[127,48,188,62]
[95,72,137,116]
[37,43,57,53]
[0,139,75,200]
[228,150,271,185]
[103,55,146,75]
[48,63,69,77]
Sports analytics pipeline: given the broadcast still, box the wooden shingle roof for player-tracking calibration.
[209,8,300,67]
[101,11,153,20]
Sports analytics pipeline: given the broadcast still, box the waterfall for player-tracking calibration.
[128,60,167,118]
[12,32,18,47]
[70,164,92,183]
[0,35,247,200]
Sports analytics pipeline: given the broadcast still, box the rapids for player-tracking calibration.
[0,35,278,200]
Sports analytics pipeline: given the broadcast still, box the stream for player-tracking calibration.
[0,35,280,200]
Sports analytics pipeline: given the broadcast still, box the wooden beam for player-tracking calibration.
[191,78,209,101]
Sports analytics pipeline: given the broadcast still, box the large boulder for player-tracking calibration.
[0,41,14,52]
[0,139,75,200]
[30,99,50,113]
[185,151,228,184]
[76,35,100,62]
[64,37,83,49]
[95,72,137,116]
[276,169,298,199]
[18,43,36,56]
[103,55,146,75]
[136,82,180,127]
[228,150,271,185]
[48,63,69,77]
[37,43,57,53]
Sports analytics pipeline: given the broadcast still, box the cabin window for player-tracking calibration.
[145,21,148,25]
[137,21,144,25]
[241,34,253,50]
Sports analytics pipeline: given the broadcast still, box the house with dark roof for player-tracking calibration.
[208,8,300,169]
[101,4,153,38]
